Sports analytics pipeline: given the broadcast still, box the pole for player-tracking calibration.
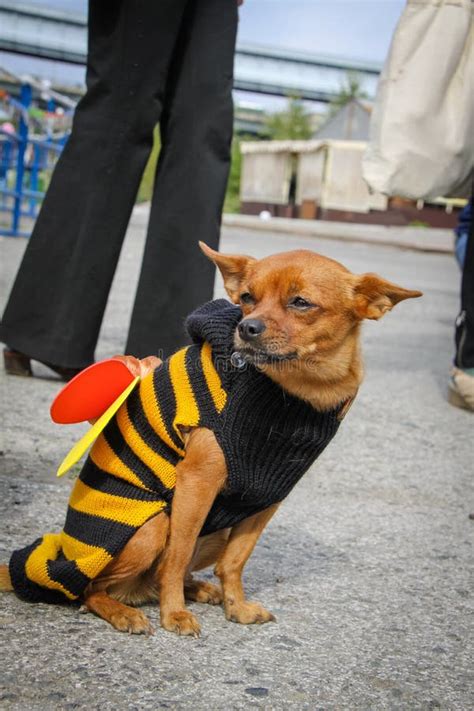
[12,82,32,236]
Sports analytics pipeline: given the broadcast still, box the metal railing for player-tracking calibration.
[0,83,70,237]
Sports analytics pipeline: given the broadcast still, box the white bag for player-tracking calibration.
[363,0,474,200]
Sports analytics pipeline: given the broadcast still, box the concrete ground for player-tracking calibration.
[0,211,472,711]
[222,214,455,254]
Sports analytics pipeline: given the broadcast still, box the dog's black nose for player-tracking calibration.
[238,318,266,341]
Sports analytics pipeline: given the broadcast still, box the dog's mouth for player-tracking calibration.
[232,346,298,367]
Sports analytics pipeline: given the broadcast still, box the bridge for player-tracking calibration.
[0,2,382,103]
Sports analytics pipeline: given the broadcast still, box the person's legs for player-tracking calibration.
[455,207,474,369]
[450,196,474,410]
[0,0,189,369]
[125,0,238,358]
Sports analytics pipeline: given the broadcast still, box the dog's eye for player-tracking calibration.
[289,296,313,310]
[240,292,255,305]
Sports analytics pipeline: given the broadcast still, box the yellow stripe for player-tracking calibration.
[25,533,76,600]
[69,479,165,528]
[60,531,113,580]
[139,371,185,457]
[200,342,227,413]
[90,434,151,491]
[116,403,177,490]
[169,347,200,433]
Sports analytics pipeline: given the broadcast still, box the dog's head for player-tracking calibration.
[200,242,422,367]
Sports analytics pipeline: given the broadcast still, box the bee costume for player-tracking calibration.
[9,300,345,604]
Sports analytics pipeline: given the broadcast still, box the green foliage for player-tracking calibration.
[265,96,313,141]
[136,125,161,203]
[408,220,429,228]
[328,72,368,117]
[223,137,243,214]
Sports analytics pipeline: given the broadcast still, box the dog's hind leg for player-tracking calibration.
[84,590,154,635]
[83,512,169,634]
[0,564,13,592]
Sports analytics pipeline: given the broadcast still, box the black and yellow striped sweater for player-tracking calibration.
[9,300,344,604]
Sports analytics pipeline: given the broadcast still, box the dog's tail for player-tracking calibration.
[0,564,13,592]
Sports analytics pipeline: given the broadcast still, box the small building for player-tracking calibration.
[239,138,462,228]
[240,138,387,219]
[313,99,372,141]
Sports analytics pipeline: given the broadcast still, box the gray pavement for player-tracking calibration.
[222,214,455,253]
[0,211,472,711]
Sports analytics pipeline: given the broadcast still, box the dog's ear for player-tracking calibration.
[199,242,256,303]
[353,273,422,320]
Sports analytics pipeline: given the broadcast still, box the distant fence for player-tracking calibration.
[0,83,70,237]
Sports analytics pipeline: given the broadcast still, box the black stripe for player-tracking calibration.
[126,386,181,469]
[152,360,184,451]
[9,538,73,604]
[80,457,172,504]
[102,417,171,496]
[185,345,218,422]
[63,507,137,556]
[46,555,90,598]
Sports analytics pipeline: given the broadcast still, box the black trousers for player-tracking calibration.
[455,194,474,368]
[0,0,237,366]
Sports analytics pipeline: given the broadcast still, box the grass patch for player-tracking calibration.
[137,126,161,203]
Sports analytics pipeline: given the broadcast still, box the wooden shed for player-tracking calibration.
[239,139,387,218]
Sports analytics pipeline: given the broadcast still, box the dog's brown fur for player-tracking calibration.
[0,245,421,636]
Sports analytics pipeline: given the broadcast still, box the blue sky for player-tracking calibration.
[2,0,406,104]
[239,0,405,61]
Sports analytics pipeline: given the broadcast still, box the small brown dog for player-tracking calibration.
[0,244,421,636]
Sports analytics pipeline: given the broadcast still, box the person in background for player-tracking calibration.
[0,0,241,380]
[449,196,474,411]
[454,199,471,269]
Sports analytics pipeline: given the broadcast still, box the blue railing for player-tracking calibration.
[0,83,69,237]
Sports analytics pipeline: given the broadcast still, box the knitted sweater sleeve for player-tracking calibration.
[185,299,241,351]
[185,299,243,390]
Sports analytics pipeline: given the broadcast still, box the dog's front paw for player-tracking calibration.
[184,579,223,605]
[161,609,201,637]
[110,608,154,635]
[225,600,276,625]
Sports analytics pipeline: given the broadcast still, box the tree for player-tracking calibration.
[223,136,243,214]
[328,71,368,117]
[265,95,313,141]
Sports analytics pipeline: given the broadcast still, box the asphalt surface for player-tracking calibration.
[0,213,472,711]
